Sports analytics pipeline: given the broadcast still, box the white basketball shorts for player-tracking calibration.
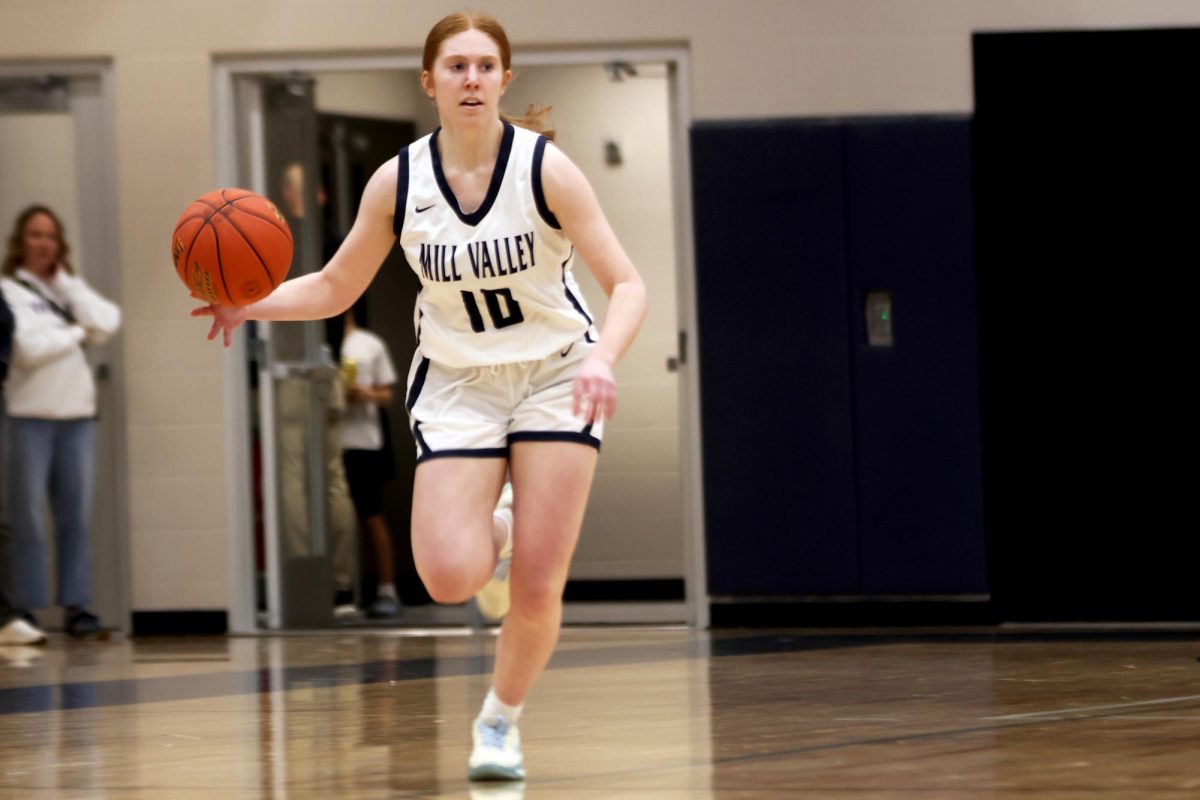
[403,337,603,463]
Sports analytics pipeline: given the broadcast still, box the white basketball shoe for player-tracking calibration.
[468,713,525,782]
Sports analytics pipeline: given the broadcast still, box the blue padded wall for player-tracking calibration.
[843,118,987,595]
[691,121,859,596]
[692,116,986,604]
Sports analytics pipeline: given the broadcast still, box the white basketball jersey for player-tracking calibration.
[393,122,596,368]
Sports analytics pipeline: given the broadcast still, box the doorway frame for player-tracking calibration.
[213,45,709,632]
[0,59,130,633]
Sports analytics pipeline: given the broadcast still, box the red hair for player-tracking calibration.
[423,11,555,141]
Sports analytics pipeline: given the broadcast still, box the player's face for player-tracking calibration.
[21,212,60,277]
[423,28,512,127]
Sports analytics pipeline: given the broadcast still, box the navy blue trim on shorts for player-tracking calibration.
[507,431,602,450]
[416,447,510,465]
[532,136,562,229]
[393,146,410,237]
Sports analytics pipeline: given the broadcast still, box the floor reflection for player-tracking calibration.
[1,629,1199,797]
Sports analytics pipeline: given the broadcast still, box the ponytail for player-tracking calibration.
[502,103,556,141]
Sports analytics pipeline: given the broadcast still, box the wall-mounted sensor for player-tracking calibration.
[865,290,894,347]
[605,139,623,166]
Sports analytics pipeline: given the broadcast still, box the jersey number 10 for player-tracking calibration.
[460,288,525,332]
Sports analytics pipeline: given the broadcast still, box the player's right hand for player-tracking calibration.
[191,299,248,348]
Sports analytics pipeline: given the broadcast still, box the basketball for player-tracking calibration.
[171,188,293,306]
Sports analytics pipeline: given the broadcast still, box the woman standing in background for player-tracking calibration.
[1,205,121,638]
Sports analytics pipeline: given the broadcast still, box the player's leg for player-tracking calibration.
[468,440,597,782]
[410,456,508,604]
[405,354,514,603]
[496,441,596,700]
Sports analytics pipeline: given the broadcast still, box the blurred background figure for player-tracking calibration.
[334,298,399,619]
[0,205,120,638]
[276,161,360,619]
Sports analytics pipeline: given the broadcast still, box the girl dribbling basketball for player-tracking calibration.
[193,11,646,783]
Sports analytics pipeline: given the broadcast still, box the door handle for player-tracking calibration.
[666,330,687,372]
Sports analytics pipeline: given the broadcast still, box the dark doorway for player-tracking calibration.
[973,29,1199,621]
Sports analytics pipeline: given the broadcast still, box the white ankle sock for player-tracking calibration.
[480,688,523,724]
[377,583,397,600]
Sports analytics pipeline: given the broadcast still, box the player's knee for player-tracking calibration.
[422,572,475,605]
[419,555,489,604]
[510,572,563,618]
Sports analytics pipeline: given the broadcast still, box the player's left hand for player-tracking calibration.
[573,355,616,423]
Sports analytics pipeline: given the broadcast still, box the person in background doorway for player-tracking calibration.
[277,162,360,618]
[1,205,121,638]
[337,297,400,618]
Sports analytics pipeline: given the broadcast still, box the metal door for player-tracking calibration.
[233,74,346,629]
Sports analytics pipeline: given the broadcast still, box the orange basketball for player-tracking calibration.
[171,188,293,307]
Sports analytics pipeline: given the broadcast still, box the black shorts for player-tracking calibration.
[343,448,386,519]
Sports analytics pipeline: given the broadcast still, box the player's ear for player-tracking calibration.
[420,70,435,99]
[501,69,513,95]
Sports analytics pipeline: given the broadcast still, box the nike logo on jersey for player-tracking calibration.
[415,204,436,213]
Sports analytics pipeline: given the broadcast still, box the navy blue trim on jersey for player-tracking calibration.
[406,356,431,411]
[532,136,562,229]
[508,431,601,450]
[429,122,514,227]
[417,447,510,465]
[393,146,410,237]
[559,247,595,341]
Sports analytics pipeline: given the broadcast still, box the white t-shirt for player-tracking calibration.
[340,327,397,451]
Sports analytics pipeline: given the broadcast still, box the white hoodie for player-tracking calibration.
[1,267,122,419]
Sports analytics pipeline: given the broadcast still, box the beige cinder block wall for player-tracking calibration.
[2,0,1199,612]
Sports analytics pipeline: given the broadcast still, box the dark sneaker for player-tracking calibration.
[66,610,101,638]
[366,594,400,619]
[333,590,358,620]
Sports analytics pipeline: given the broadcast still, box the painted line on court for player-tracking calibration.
[982,693,1200,721]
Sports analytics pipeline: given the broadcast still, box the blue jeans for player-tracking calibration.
[5,417,96,609]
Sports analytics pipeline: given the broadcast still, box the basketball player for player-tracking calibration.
[194,11,646,782]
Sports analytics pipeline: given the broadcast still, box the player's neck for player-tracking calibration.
[437,118,505,172]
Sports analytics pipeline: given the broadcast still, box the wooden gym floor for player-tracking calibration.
[2,626,1200,798]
